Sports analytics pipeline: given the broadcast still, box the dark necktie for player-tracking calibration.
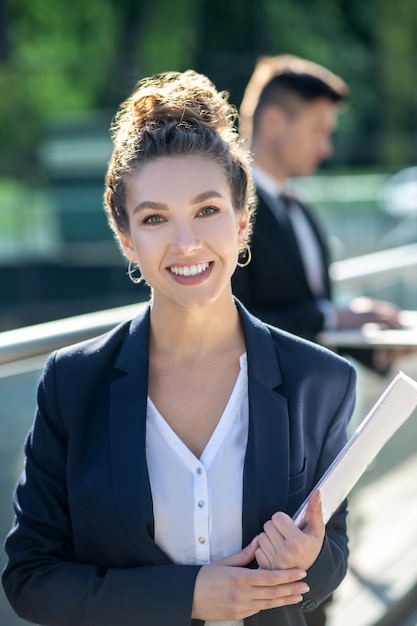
[279,192,295,212]
[269,192,295,226]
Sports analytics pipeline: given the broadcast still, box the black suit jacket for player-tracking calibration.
[233,189,379,371]
[3,301,356,626]
[233,189,332,339]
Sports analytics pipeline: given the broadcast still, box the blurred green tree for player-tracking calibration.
[374,0,417,167]
[1,0,116,177]
[1,0,417,179]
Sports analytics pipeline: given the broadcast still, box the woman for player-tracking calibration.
[3,70,356,626]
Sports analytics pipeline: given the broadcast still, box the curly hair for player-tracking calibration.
[104,70,255,237]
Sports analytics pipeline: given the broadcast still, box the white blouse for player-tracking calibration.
[146,353,249,626]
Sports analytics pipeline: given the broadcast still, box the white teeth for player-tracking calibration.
[170,262,209,276]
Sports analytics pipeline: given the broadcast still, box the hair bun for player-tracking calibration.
[111,70,237,147]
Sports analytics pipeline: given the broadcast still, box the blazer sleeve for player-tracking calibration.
[2,354,201,626]
[299,363,356,612]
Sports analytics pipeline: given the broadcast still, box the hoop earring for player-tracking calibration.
[127,260,143,284]
[237,242,252,268]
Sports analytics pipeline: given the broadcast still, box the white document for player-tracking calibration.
[293,371,417,528]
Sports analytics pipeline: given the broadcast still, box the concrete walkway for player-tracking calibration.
[327,452,417,626]
[327,357,417,626]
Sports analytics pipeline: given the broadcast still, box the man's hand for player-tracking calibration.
[336,296,402,330]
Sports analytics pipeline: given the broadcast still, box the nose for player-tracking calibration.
[171,220,202,255]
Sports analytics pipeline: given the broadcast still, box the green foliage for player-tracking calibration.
[138,0,202,75]
[0,0,118,177]
[1,0,417,179]
[9,0,116,110]
[374,0,417,166]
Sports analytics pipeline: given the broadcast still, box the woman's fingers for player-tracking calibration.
[303,491,325,540]
[192,563,309,621]
[217,535,259,567]
[256,492,325,570]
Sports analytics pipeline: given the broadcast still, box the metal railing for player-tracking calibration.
[330,243,417,291]
[1,243,417,365]
[0,302,147,366]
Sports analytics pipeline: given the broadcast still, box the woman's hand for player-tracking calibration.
[191,537,309,621]
[255,491,325,571]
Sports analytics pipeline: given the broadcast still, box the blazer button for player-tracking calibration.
[300,599,318,612]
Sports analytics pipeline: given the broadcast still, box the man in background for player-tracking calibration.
[232,54,405,374]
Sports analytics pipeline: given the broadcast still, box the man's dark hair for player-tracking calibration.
[240,54,349,142]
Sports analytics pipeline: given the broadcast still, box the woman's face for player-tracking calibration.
[119,155,249,310]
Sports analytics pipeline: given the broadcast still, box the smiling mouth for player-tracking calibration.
[169,262,210,277]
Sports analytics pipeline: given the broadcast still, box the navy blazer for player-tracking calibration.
[3,301,356,626]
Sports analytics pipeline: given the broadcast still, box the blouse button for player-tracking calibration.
[198,536,206,544]
[196,467,202,475]
[198,500,205,508]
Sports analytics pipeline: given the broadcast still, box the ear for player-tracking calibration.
[237,208,250,245]
[259,105,287,140]
[117,230,136,262]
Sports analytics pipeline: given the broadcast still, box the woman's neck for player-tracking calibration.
[149,292,243,360]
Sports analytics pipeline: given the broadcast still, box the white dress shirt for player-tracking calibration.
[146,353,249,626]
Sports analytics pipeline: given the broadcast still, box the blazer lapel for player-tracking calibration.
[109,305,171,564]
[237,302,291,547]
[256,190,311,294]
[108,301,291,565]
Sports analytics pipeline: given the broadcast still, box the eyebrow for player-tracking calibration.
[132,190,224,215]
[132,201,167,215]
[192,190,224,204]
